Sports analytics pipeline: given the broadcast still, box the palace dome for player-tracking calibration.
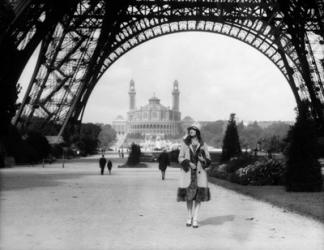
[182,116,194,122]
[141,95,168,111]
[115,115,125,121]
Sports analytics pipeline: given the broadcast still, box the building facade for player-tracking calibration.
[112,80,182,136]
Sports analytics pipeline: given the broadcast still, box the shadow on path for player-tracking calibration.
[200,215,235,227]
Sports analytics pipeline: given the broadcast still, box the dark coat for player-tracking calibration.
[99,157,107,168]
[158,152,170,171]
[107,160,112,170]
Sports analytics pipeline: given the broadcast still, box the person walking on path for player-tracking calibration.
[99,155,107,175]
[107,160,112,175]
[158,149,170,180]
[177,124,211,228]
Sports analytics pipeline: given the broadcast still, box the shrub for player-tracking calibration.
[229,159,286,186]
[209,157,286,186]
[207,163,228,180]
[225,153,256,173]
[127,143,141,166]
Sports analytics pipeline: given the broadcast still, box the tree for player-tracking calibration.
[241,121,263,150]
[67,123,101,155]
[201,120,225,148]
[221,113,242,162]
[263,122,291,138]
[284,102,323,192]
[24,116,60,135]
[263,135,281,157]
[98,124,116,150]
[25,131,51,161]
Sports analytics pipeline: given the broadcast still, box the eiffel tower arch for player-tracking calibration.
[1,0,323,137]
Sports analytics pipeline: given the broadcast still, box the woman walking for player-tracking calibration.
[177,124,211,228]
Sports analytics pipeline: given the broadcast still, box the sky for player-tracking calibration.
[19,32,297,124]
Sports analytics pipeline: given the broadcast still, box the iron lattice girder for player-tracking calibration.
[77,1,309,104]
[11,0,324,136]
[71,0,321,32]
[13,0,104,132]
[0,0,82,134]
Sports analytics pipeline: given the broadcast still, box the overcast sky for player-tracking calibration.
[19,32,297,124]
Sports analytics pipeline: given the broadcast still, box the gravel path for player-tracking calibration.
[1,158,324,250]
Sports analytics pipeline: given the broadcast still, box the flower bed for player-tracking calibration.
[208,156,286,186]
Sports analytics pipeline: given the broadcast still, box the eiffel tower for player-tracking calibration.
[1,0,323,137]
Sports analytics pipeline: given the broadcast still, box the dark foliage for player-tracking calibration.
[221,113,242,162]
[20,116,60,135]
[284,103,323,192]
[127,143,141,165]
[25,131,51,161]
[225,153,256,173]
[51,144,63,158]
[65,123,101,155]
[228,159,286,186]
[1,125,52,165]
[208,154,285,186]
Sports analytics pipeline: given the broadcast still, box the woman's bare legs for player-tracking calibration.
[186,201,193,226]
[192,201,201,228]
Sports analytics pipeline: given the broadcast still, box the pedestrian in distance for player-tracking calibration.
[158,149,170,180]
[107,160,112,175]
[99,154,107,175]
[177,124,211,229]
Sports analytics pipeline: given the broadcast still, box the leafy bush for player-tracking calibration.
[225,153,256,173]
[229,159,286,185]
[207,163,228,180]
[209,156,286,186]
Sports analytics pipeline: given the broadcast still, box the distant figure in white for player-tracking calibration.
[177,124,211,228]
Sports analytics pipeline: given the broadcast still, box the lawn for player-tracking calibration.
[208,175,324,222]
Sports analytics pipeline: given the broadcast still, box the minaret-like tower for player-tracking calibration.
[129,79,136,110]
[172,80,180,111]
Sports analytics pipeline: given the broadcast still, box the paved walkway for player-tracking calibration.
[1,157,324,250]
